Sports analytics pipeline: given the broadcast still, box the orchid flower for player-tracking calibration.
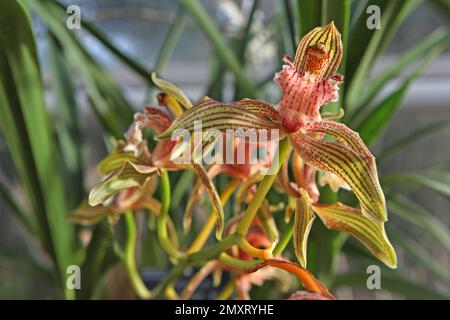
[157,22,397,269]
[183,136,278,235]
[69,75,225,239]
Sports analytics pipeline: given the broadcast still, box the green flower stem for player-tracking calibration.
[235,233,273,260]
[218,221,294,271]
[153,139,291,298]
[124,211,152,299]
[236,138,291,235]
[152,234,239,298]
[157,170,186,260]
[219,253,257,269]
[273,219,295,257]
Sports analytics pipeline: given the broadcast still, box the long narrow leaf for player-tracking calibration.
[378,118,450,163]
[383,171,450,199]
[47,34,85,208]
[179,0,255,97]
[0,0,74,298]
[391,231,450,287]
[387,195,450,253]
[356,29,450,115]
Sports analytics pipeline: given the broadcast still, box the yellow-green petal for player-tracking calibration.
[294,188,316,268]
[290,121,387,222]
[89,161,157,206]
[294,21,343,81]
[157,97,282,140]
[312,202,397,269]
[151,72,192,110]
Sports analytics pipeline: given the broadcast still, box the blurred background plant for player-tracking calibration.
[1,0,450,299]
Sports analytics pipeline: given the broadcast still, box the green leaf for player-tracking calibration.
[356,81,410,146]
[378,118,450,163]
[50,0,151,82]
[282,0,297,53]
[332,271,448,299]
[0,179,39,237]
[345,0,390,91]
[179,0,255,97]
[383,171,450,199]
[295,0,323,37]
[77,222,119,299]
[391,231,450,287]
[0,0,74,298]
[355,29,450,118]
[345,1,422,113]
[47,33,85,207]
[0,248,53,284]
[387,195,450,252]
[355,32,449,147]
[429,0,450,22]
[171,170,195,212]
[321,0,351,113]
[153,7,187,74]
[31,0,134,138]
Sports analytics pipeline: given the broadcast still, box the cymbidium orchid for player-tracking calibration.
[69,75,224,240]
[75,22,398,301]
[157,22,397,269]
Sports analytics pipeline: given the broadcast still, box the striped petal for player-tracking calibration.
[66,200,112,225]
[157,97,282,140]
[275,22,343,132]
[294,188,316,268]
[292,153,319,202]
[257,200,279,242]
[299,121,386,222]
[179,163,225,240]
[151,72,192,110]
[312,202,397,269]
[97,144,146,176]
[294,21,343,81]
[88,161,157,206]
[246,259,334,299]
[183,176,205,234]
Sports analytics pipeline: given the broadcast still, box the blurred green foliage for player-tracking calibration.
[1,0,450,299]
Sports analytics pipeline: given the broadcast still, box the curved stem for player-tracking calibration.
[187,178,239,253]
[157,170,186,260]
[235,234,273,260]
[124,211,152,299]
[218,253,258,269]
[152,234,239,298]
[236,138,291,235]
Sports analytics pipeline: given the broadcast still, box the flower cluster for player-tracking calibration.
[70,22,396,300]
